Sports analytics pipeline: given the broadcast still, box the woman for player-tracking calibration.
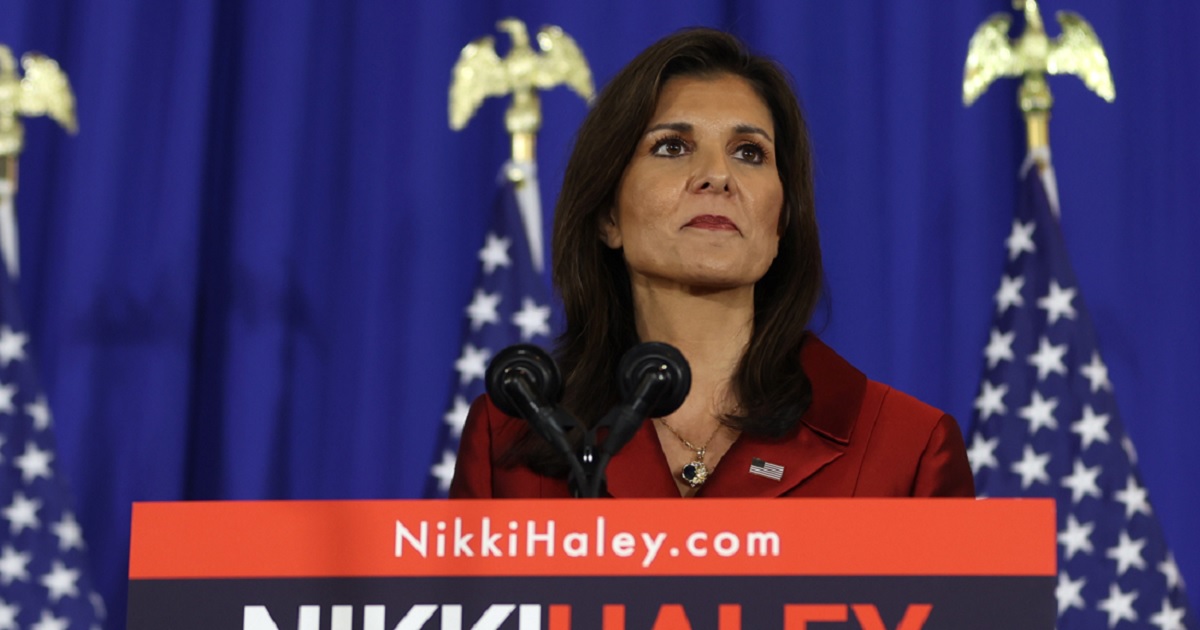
[450,28,974,499]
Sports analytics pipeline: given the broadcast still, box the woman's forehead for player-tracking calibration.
[648,74,774,131]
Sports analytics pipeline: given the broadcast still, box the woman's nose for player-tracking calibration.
[690,150,732,193]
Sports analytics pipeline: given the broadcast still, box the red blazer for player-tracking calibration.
[450,336,975,499]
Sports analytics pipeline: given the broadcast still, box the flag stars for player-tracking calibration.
[1121,434,1139,465]
[1056,571,1087,615]
[454,344,490,386]
[89,592,106,621]
[1018,390,1059,434]
[1115,476,1152,520]
[1006,219,1036,260]
[464,289,501,331]
[966,434,999,475]
[1010,444,1051,489]
[1149,597,1187,630]
[511,297,551,341]
[0,599,17,630]
[2,492,40,535]
[0,546,30,585]
[442,396,471,438]
[0,327,27,367]
[1080,352,1112,393]
[970,174,1187,628]
[1058,514,1094,560]
[994,274,1025,313]
[1159,553,1183,591]
[1070,405,1110,450]
[983,329,1015,369]
[1027,336,1068,381]
[52,512,85,552]
[30,609,69,630]
[1061,459,1102,504]
[24,396,51,431]
[1106,531,1148,577]
[1097,583,1139,628]
[1036,279,1077,325]
[974,381,1008,421]
[0,382,15,415]
[15,442,53,484]
[478,233,512,274]
[40,561,79,603]
[430,450,457,493]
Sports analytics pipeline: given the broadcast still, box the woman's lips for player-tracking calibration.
[684,214,738,231]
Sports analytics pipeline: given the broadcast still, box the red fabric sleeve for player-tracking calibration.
[448,396,495,498]
[912,414,976,497]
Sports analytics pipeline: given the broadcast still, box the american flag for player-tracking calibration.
[0,264,104,627]
[426,161,555,497]
[968,163,1195,629]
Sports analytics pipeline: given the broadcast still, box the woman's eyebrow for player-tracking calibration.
[644,121,774,143]
[644,122,692,135]
[734,124,773,142]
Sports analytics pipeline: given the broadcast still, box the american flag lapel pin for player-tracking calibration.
[749,457,784,481]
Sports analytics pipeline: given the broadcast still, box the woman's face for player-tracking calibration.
[603,73,783,292]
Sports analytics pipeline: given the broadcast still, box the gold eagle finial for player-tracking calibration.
[964,0,1114,108]
[0,45,78,158]
[963,0,1113,154]
[449,18,593,163]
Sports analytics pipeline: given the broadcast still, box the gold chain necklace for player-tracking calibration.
[656,419,722,488]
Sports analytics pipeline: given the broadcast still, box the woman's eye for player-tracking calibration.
[737,143,766,164]
[651,138,688,157]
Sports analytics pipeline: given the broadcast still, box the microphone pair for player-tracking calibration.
[484,342,692,497]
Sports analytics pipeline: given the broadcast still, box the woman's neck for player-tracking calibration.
[630,278,754,426]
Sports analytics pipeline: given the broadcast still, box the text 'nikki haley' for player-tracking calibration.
[394,516,782,568]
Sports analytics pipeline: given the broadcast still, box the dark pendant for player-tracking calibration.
[682,459,709,487]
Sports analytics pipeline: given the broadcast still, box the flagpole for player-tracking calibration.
[430,19,593,495]
[0,155,18,277]
[0,42,104,629]
[448,17,594,275]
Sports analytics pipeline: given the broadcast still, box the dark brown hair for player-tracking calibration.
[515,28,822,473]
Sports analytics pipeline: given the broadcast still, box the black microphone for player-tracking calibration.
[485,344,591,495]
[602,342,691,455]
[484,340,564,429]
[485,345,569,444]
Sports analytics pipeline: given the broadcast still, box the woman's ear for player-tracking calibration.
[598,209,622,249]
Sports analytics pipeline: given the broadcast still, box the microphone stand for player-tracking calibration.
[524,406,624,498]
[499,375,592,496]
[486,342,688,498]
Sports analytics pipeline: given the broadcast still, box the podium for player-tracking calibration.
[128,498,1054,629]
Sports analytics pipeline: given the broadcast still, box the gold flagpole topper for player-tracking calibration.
[448,18,593,178]
[963,0,1114,158]
[0,45,77,276]
[1,45,78,167]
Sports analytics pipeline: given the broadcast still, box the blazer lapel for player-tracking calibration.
[700,336,867,498]
[598,335,867,499]
[604,419,681,497]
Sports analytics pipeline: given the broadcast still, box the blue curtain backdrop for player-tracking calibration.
[2,0,1197,625]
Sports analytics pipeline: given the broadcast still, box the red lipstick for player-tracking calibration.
[684,214,738,231]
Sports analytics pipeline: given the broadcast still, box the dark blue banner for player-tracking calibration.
[128,575,1054,629]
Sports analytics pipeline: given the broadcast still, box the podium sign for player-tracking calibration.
[128,499,1054,629]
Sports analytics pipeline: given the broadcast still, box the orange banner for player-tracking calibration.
[128,498,1054,579]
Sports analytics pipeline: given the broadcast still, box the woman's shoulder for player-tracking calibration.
[800,336,973,497]
[800,335,955,436]
[868,380,950,426]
